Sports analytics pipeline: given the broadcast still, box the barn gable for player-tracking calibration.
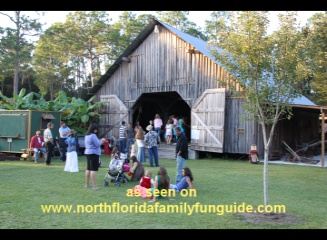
[85,19,327,162]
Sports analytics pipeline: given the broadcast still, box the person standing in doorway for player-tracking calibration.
[174,126,188,184]
[119,121,128,154]
[84,123,105,190]
[30,130,46,163]
[153,114,163,142]
[165,119,173,145]
[125,123,134,155]
[43,122,55,166]
[59,121,71,162]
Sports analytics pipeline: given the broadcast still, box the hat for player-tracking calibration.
[146,125,153,131]
[70,129,76,135]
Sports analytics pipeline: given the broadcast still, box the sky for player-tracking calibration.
[0,11,324,34]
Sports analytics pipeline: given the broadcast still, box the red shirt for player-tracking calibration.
[30,135,44,149]
[140,176,152,188]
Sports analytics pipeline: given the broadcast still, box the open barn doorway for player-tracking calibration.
[132,92,191,141]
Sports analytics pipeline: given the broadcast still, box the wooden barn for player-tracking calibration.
[84,19,327,160]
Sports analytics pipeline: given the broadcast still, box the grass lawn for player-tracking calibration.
[0,155,326,229]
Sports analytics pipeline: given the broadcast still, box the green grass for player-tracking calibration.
[0,156,326,229]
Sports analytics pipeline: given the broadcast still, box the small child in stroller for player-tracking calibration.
[102,147,130,187]
[109,147,120,171]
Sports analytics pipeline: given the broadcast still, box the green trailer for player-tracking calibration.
[0,110,62,156]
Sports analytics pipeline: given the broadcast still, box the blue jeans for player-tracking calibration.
[33,147,47,162]
[125,138,134,154]
[154,127,161,139]
[137,147,146,163]
[119,139,127,154]
[175,155,185,184]
[148,146,159,167]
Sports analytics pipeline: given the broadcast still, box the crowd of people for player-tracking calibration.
[30,113,194,196]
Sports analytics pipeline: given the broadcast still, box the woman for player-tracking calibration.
[64,129,79,172]
[153,114,163,141]
[129,156,145,182]
[135,128,146,163]
[148,166,173,202]
[84,123,105,190]
[170,167,194,193]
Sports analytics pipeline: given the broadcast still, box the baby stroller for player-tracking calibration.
[102,156,130,187]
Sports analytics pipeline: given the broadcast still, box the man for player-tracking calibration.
[175,126,188,184]
[58,121,71,161]
[119,121,128,154]
[43,122,55,166]
[144,124,160,167]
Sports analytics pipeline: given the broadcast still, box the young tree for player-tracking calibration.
[208,11,311,206]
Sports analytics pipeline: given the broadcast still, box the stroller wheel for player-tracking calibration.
[102,180,109,187]
[123,178,128,183]
[115,182,121,187]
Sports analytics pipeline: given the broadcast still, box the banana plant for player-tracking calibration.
[0,88,106,135]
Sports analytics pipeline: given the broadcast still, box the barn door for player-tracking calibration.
[191,88,226,153]
[99,95,129,139]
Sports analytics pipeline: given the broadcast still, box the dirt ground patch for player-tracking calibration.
[237,211,303,225]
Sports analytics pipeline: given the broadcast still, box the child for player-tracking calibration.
[165,119,173,145]
[148,166,173,202]
[140,170,154,188]
[130,169,154,198]
[109,147,120,171]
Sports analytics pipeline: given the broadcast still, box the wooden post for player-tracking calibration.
[321,111,325,168]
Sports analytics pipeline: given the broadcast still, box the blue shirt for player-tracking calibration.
[59,126,71,139]
[172,176,190,193]
[144,130,160,148]
[84,133,101,155]
[65,136,77,153]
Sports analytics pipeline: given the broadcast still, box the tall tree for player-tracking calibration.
[33,23,71,100]
[0,11,43,95]
[63,11,112,87]
[208,11,310,206]
[304,12,327,105]
[156,11,207,40]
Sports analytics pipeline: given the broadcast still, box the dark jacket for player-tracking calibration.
[131,162,145,182]
[175,134,188,159]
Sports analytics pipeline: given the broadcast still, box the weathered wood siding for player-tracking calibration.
[191,89,226,152]
[93,27,238,148]
[224,98,320,157]
[224,97,263,156]
[94,27,238,111]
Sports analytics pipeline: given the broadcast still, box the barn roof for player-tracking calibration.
[86,18,319,109]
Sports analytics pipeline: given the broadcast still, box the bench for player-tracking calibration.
[21,149,45,161]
